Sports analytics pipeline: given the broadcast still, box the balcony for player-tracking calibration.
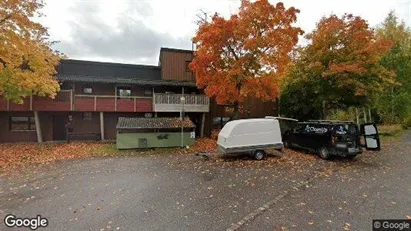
[74,95,152,112]
[0,90,72,111]
[153,93,209,112]
[0,92,209,113]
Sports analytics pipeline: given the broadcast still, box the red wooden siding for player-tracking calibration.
[135,98,152,112]
[95,98,115,111]
[0,98,7,111]
[9,98,30,111]
[32,92,71,111]
[74,97,94,111]
[117,99,134,112]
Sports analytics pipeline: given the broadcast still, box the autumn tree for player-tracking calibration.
[190,0,303,119]
[375,11,411,124]
[281,14,395,119]
[0,0,62,103]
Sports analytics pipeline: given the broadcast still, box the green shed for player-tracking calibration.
[116,117,196,149]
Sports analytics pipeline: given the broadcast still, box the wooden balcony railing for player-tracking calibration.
[74,95,152,112]
[153,93,209,112]
[0,90,72,111]
[0,92,209,113]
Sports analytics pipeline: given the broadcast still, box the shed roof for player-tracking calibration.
[116,117,195,129]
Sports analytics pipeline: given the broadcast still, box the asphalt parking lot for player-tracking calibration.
[0,134,410,231]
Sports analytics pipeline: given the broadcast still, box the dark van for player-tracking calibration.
[282,120,380,160]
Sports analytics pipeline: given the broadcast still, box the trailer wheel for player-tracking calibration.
[318,147,330,160]
[254,150,265,160]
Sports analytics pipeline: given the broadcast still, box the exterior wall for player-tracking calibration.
[73,83,153,97]
[69,112,101,135]
[117,132,195,149]
[161,49,194,82]
[0,112,38,142]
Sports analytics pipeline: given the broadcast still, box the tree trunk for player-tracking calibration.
[233,102,239,120]
[368,109,372,123]
[322,101,327,119]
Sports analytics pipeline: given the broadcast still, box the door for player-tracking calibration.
[53,115,68,141]
[360,123,380,150]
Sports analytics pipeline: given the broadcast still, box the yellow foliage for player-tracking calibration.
[0,0,62,103]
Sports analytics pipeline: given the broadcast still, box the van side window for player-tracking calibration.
[294,124,305,133]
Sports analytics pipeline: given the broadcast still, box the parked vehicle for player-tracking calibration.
[217,118,283,160]
[282,120,380,160]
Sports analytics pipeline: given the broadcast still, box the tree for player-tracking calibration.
[190,0,303,119]
[288,14,395,118]
[0,0,62,103]
[375,11,411,123]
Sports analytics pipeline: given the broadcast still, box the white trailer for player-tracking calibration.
[217,118,283,160]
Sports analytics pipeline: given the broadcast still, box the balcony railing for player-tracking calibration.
[74,95,152,112]
[153,93,209,112]
[0,92,210,113]
[0,90,72,111]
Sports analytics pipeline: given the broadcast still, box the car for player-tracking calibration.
[282,120,380,160]
[217,118,283,160]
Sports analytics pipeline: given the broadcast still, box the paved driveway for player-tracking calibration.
[0,136,410,231]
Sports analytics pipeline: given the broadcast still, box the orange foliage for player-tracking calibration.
[304,14,395,95]
[190,0,303,106]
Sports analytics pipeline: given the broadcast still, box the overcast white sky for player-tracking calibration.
[38,0,410,65]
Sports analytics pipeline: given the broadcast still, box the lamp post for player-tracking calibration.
[180,96,186,148]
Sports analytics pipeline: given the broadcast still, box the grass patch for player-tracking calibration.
[378,124,407,142]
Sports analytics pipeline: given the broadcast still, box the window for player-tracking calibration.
[83,86,92,94]
[185,61,191,72]
[144,89,152,96]
[10,117,36,131]
[117,87,132,97]
[83,112,92,121]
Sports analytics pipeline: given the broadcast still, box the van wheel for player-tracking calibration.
[254,150,265,160]
[283,141,290,148]
[318,147,330,160]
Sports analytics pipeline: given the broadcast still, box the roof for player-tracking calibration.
[116,117,196,129]
[56,59,196,87]
[160,47,193,54]
[58,75,196,87]
[57,59,161,80]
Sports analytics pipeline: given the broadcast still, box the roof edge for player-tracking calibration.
[60,59,161,70]
[160,47,193,54]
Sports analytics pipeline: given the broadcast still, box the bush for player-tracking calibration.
[401,115,411,129]
[326,108,356,121]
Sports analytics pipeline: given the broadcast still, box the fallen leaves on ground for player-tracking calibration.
[0,142,113,174]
